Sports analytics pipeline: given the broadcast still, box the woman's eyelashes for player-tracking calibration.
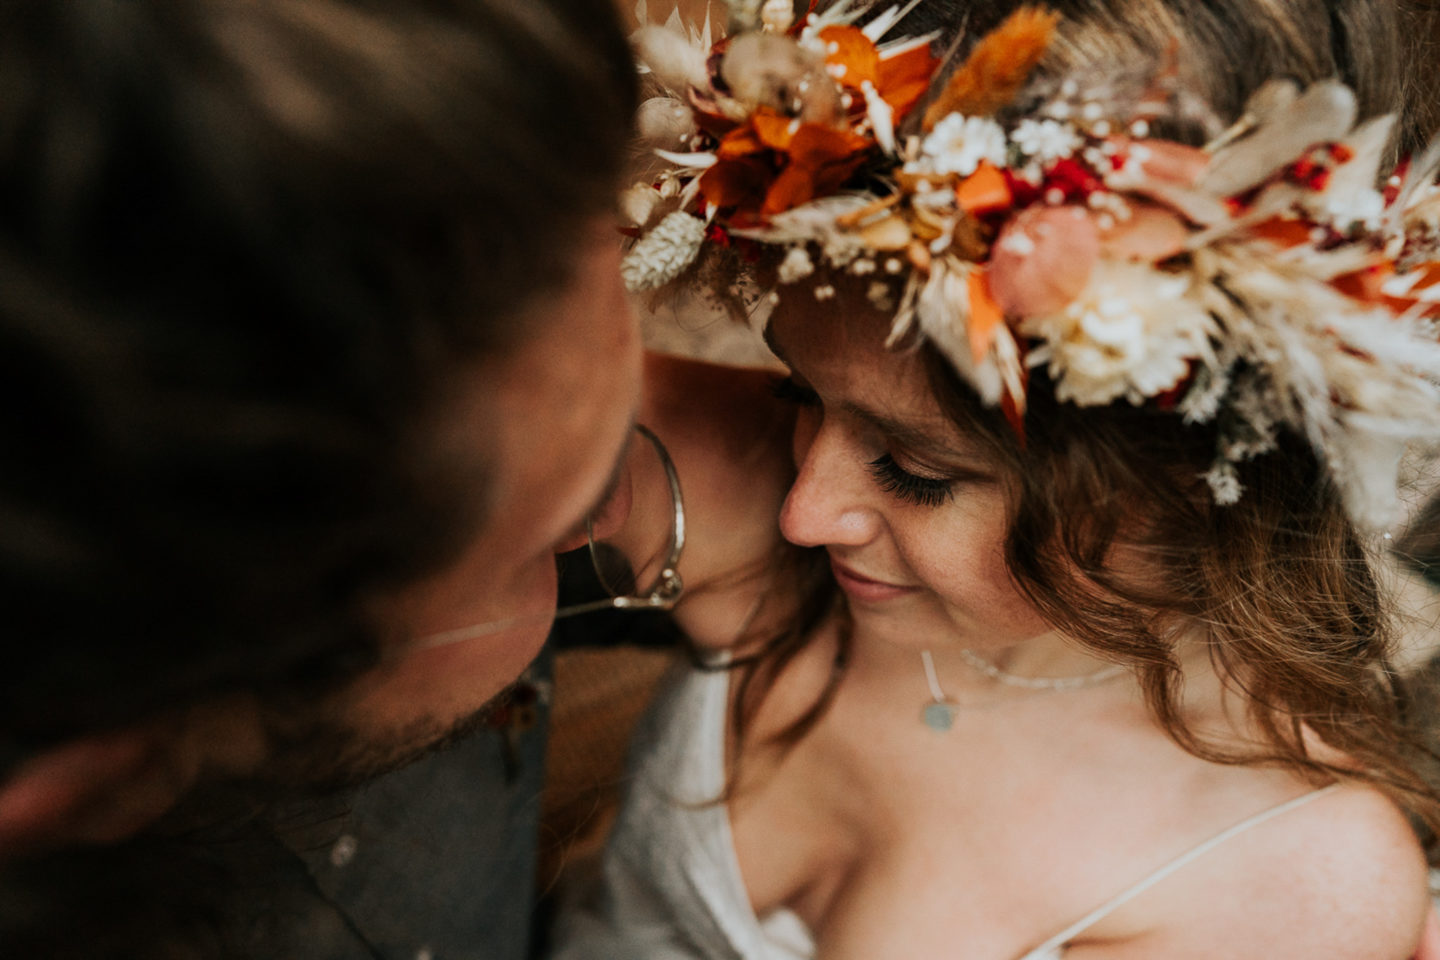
[775,375,961,507]
[868,453,955,508]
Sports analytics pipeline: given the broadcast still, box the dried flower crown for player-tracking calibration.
[620,1,1440,529]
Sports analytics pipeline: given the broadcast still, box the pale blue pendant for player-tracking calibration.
[922,701,956,731]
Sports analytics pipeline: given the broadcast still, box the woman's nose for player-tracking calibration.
[779,418,878,549]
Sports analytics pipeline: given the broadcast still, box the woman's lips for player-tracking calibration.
[830,558,918,603]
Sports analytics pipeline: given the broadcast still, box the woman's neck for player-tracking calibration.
[845,623,1128,699]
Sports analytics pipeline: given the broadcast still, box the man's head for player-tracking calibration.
[0,0,638,848]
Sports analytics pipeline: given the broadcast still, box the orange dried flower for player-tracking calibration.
[700,110,871,221]
[877,42,941,119]
[818,25,939,122]
[922,7,1060,130]
[818,25,880,90]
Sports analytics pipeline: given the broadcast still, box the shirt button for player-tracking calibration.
[329,834,358,868]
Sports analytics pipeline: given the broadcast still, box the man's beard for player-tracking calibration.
[163,679,521,834]
[260,685,517,797]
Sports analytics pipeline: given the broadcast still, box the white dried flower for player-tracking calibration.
[760,0,795,32]
[618,183,662,229]
[636,97,696,146]
[634,25,710,93]
[1203,460,1245,506]
[1021,262,1216,406]
[1321,187,1386,233]
[620,212,707,291]
[918,113,1008,177]
[867,280,893,309]
[1045,100,1074,121]
[777,246,816,283]
[814,284,836,301]
[1177,360,1230,424]
[821,231,863,267]
[862,80,896,154]
[1011,118,1081,165]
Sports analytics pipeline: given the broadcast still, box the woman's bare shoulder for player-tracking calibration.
[1087,783,1430,960]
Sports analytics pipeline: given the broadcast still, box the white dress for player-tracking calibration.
[547,663,1336,960]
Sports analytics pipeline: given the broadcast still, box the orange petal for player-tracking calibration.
[1410,264,1440,317]
[751,109,796,151]
[786,122,871,167]
[877,43,940,120]
[1249,216,1312,249]
[967,269,1006,367]
[1001,383,1027,444]
[761,152,865,216]
[818,25,879,90]
[1331,262,1437,315]
[1332,263,1393,303]
[701,156,774,211]
[717,123,768,160]
[762,165,819,216]
[956,161,1013,216]
[809,153,867,198]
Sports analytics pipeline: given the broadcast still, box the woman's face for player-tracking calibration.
[768,295,1051,653]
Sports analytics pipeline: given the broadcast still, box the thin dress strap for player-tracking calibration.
[1021,785,1342,958]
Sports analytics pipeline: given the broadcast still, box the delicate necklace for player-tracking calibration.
[956,648,1127,690]
[919,649,1127,731]
[920,650,963,730]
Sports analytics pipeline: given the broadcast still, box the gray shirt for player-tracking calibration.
[221,652,552,960]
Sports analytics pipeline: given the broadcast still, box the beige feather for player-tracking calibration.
[634,24,711,93]
[1201,81,1357,197]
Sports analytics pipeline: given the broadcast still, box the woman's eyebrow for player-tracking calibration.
[842,402,958,459]
[763,325,977,462]
[854,405,997,479]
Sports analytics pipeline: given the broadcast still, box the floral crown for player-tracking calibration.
[619,1,1440,529]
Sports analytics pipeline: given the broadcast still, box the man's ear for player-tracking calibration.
[0,727,192,857]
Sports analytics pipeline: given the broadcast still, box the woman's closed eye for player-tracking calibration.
[775,374,970,507]
[868,453,955,508]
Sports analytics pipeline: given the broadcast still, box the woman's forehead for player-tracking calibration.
[769,301,918,382]
[766,302,957,431]
[768,299,1006,473]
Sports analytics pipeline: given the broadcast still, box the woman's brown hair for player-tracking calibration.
[928,354,1440,844]
[724,0,1440,843]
